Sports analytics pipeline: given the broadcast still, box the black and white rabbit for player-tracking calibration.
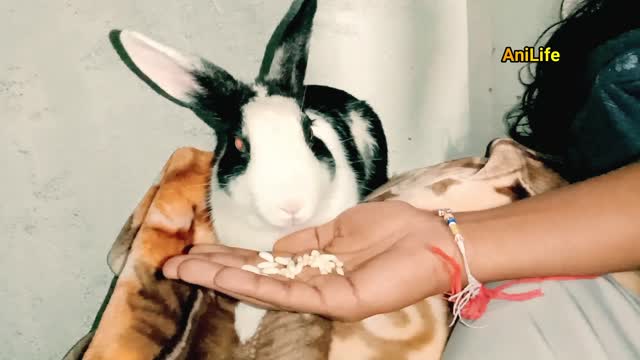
[110,0,388,344]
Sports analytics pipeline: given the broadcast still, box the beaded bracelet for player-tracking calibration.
[437,208,483,327]
[434,208,599,327]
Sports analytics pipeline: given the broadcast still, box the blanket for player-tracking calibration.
[63,138,640,360]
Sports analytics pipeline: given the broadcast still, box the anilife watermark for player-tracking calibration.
[500,46,560,63]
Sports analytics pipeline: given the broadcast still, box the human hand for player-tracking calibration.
[162,201,460,321]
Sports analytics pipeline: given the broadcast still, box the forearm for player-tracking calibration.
[457,162,640,283]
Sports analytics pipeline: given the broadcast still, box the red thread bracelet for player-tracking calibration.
[431,208,598,325]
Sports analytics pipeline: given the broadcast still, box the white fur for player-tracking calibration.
[252,84,268,98]
[265,48,286,80]
[209,93,361,343]
[349,110,378,178]
[233,302,268,345]
[209,96,359,251]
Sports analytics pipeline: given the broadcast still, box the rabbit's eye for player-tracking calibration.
[234,137,245,152]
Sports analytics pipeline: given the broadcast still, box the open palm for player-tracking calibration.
[163,201,457,321]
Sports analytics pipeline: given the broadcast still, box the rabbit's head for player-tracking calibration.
[110,0,356,233]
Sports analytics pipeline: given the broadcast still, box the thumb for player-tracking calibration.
[273,218,338,254]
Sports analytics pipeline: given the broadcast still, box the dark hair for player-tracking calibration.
[505,0,640,169]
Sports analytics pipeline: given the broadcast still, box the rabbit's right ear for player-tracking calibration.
[258,0,317,99]
[109,30,207,106]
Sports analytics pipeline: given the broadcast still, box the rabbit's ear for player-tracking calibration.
[110,29,207,106]
[259,0,317,98]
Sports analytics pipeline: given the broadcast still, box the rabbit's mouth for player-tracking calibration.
[265,207,314,230]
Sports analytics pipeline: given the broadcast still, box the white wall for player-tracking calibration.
[1,1,561,358]
[307,0,562,173]
[307,0,473,173]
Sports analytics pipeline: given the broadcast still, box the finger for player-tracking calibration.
[163,251,258,279]
[189,244,258,257]
[273,219,338,254]
[189,244,230,254]
[188,248,297,269]
[163,255,194,279]
[213,265,362,318]
[172,253,366,320]
[201,252,254,268]
[165,257,282,310]
[212,289,281,311]
[174,258,290,310]
[189,244,294,260]
[163,254,224,279]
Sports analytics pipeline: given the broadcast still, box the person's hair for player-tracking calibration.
[505,0,640,173]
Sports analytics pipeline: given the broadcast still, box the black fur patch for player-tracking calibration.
[302,85,388,198]
[302,113,336,177]
[189,63,257,190]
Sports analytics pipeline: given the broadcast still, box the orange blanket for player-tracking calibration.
[64,148,234,359]
[65,147,335,360]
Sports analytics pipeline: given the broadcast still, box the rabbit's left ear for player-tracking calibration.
[258,0,317,98]
[110,30,210,107]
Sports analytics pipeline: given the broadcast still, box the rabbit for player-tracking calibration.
[109,0,389,346]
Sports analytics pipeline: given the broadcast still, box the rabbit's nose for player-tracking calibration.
[280,201,303,216]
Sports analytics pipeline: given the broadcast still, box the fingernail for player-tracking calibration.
[162,256,185,279]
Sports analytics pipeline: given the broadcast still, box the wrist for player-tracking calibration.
[427,209,501,290]
[453,210,512,284]
[418,209,471,293]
